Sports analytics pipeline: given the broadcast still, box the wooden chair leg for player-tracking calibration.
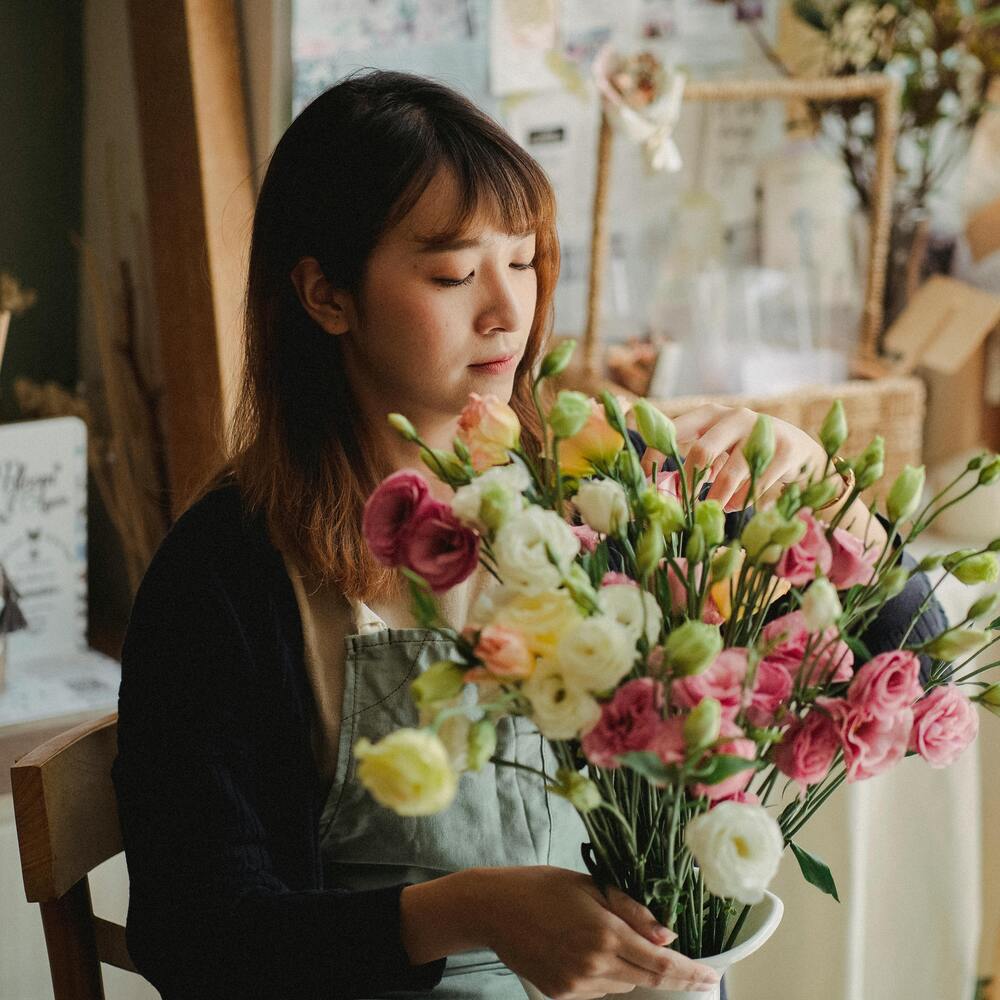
[38,878,105,1000]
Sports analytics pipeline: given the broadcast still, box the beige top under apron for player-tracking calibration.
[281,553,496,801]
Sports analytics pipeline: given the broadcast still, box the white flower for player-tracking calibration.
[555,614,636,691]
[801,578,842,632]
[493,507,580,594]
[522,658,602,739]
[597,583,663,647]
[489,586,585,657]
[575,478,629,535]
[684,802,783,905]
[451,463,530,531]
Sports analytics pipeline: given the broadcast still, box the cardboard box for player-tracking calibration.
[882,275,1000,466]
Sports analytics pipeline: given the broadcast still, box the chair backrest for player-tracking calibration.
[11,712,139,999]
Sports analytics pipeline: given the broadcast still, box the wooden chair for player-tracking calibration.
[10,712,140,999]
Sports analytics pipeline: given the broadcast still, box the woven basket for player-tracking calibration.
[649,375,926,508]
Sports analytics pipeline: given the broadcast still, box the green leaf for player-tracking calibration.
[790,841,840,902]
[692,754,761,785]
[620,751,677,784]
[844,635,872,664]
[402,569,440,628]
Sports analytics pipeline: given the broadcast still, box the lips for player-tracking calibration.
[470,353,516,367]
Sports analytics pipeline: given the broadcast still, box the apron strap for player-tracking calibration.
[347,596,389,634]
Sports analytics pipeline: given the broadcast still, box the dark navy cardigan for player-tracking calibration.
[112,474,947,1000]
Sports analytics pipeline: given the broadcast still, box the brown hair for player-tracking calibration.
[197,70,559,600]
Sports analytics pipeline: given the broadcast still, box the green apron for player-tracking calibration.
[319,600,591,999]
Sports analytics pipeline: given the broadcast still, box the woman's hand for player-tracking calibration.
[477,866,720,998]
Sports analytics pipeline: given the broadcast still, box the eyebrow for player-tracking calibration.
[413,230,535,253]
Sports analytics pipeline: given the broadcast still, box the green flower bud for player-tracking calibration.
[819,399,848,456]
[662,619,724,676]
[616,447,645,492]
[923,628,994,660]
[710,544,741,583]
[886,465,925,523]
[479,483,517,532]
[978,456,1000,485]
[801,478,839,512]
[877,566,910,599]
[988,538,1000,552]
[943,548,978,570]
[916,553,946,572]
[388,412,418,441]
[411,660,466,708]
[976,683,1000,717]
[686,525,706,564]
[742,414,776,478]
[452,436,471,463]
[466,718,497,771]
[549,390,591,439]
[420,447,469,484]
[855,437,885,490]
[801,578,842,631]
[600,390,628,437]
[772,518,807,548]
[633,399,678,458]
[641,492,686,535]
[967,454,986,471]
[637,523,666,578]
[695,499,726,548]
[565,562,599,608]
[549,767,603,812]
[952,552,1000,585]
[741,507,790,563]
[539,339,577,379]
[776,482,802,520]
[683,697,722,751]
[968,593,1000,623]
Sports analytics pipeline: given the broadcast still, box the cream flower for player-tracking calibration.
[597,583,663,647]
[684,802,783,905]
[575,478,629,535]
[489,587,586,657]
[354,728,458,816]
[522,658,602,739]
[450,462,530,531]
[493,507,580,594]
[555,614,636,691]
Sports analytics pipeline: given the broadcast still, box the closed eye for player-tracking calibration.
[434,261,536,287]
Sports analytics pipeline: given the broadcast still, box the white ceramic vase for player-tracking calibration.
[518,890,783,1000]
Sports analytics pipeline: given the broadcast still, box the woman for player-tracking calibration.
[112,70,946,1000]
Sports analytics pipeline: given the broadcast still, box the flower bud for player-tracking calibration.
[662,619,724,676]
[479,483,516,533]
[916,553,945,572]
[695,499,725,548]
[549,767,603,812]
[684,697,722,751]
[978,456,1000,485]
[540,339,577,379]
[420,447,469,484]
[742,414,776,477]
[877,566,910,599]
[886,465,925,523]
[968,593,1000,623]
[855,437,885,491]
[616,447,646,492]
[741,507,791,564]
[576,477,629,535]
[686,525,706,564]
[951,552,1000,585]
[819,399,848,456]
[452,436,471,463]
[772,518,807,548]
[989,538,1000,553]
[466,718,497,771]
[600,390,629,437]
[549,390,591,439]
[801,478,839,512]
[637,523,666,578]
[967,454,986,471]
[801,578,842,631]
[565,562,599,608]
[633,399,678,457]
[641,491,686,535]
[411,660,466,708]
[776,482,802,520]
[388,412,418,441]
[710,544,742,583]
[976,683,1000,718]
[923,628,994,660]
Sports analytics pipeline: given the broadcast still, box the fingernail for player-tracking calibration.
[657,927,677,944]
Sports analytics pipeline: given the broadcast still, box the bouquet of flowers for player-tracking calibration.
[355,339,1000,962]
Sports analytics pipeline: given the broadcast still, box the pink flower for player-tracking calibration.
[909,685,979,768]
[665,558,724,624]
[600,571,637,587]
[712,789,761,807]
[774,508,833,587]
[362,470,431,566]
[690,719,757,801]
[572,523,600,553]
[458,393,521,471]
[819,696,912,782]
[827,527,879,589]
[581,678,665,768]
[649,715,686,765]
[672,648,749,722]
[474,625,533,679]
[650,468,683,500]
[761,611,853,685]
[400,500,480,592]
[773,709,841,788]
[848,650,922,714]
[747,658,793,727]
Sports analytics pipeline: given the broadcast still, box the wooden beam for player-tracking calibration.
[128,0,252,514]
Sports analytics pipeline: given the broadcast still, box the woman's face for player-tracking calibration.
[339,168,538,427]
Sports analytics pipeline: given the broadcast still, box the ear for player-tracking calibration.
[290,257,354,336]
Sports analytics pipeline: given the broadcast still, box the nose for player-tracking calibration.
[475,263,531,338]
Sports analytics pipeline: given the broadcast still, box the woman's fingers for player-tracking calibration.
[609,947,721,992]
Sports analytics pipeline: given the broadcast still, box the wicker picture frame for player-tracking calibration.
[581,73,902,385]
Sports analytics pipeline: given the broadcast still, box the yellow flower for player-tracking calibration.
[558,399,624,477]
[355,728,458,816]
[491,587,585,658]
[457,393,521,471]
[707,547,790,621]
